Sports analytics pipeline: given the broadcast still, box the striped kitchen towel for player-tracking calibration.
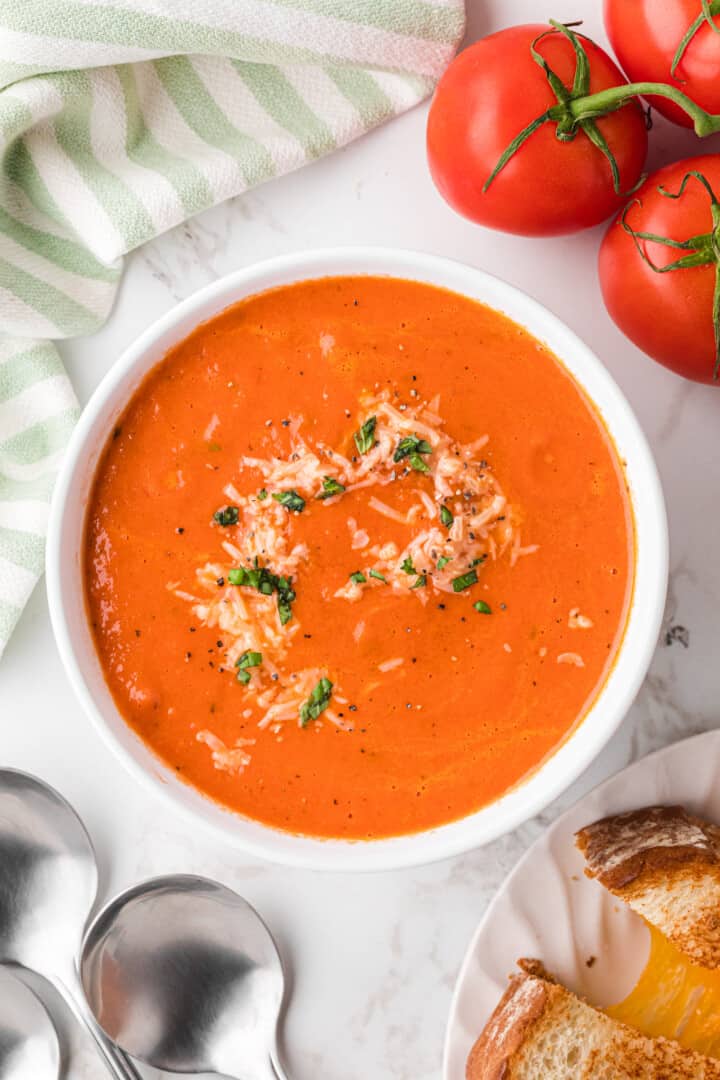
[0,0,465,659]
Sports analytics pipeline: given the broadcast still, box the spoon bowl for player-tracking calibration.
[0,769,140,1080]
[0,769,97,978]
[0,968,59,1080]
[81,875,288,1079]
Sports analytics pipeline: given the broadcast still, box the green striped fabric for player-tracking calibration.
[0,0,465,658]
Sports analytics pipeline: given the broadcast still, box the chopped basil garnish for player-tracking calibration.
[394,434,432,463]
[437,556,451,570]
[470,556,487,567]
[228,567,248,586]
[213,505,239,527]
[440,505,453,527]
[275,576,296,625]
[257,488,268,500]
[228,566,273,591]
[474,600,492,614]
[272,489,305,512]
[408,452,430,474]
[452,569,478,593]
[354,416,377,455]
[350,571,367,584]
[228,565,296,624]
[235,650,261,684]
[236,651,262,669]
[369,569,386,582]
[317,476,346,500]
[411,575,427,589]
[401,556,416,575]
[299,677,333,727]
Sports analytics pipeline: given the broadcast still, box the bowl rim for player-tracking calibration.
[47,246,668,872]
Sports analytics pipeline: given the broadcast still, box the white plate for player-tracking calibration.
[443,730,720,1079]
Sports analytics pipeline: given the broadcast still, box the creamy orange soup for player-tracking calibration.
[84,276,633,839]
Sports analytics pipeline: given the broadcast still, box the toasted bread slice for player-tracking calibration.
[577,806,720,969]
[466,959,720,1079]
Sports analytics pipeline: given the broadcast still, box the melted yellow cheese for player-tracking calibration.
[608,926,720,1058]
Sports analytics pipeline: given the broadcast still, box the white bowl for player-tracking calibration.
[47,248,668,872]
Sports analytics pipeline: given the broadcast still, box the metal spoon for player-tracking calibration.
[0,769,141,1080]
[81,875,289,1079]
[0,967,59,1080]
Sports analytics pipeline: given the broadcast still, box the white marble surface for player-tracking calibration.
[2,3,720,1077]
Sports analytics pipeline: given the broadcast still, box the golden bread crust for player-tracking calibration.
[466,966,549,1080]
[577,806,719,890]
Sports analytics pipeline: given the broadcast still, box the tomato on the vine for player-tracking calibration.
[426,23,649,236]
[605,0,720,128]
[599,155,720,385]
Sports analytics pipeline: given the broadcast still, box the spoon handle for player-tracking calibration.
[54,965,144,1080]
[270,1048,291,1080]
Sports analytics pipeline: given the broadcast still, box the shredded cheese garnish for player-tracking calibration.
[557,652,585,667]
[196,731,255,775]
[175,388,536,777]
[378,657,405,673]
[569,607,594,629]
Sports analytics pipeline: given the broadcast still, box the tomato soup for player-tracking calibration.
[84,276,633,840]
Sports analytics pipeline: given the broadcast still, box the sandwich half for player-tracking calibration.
[578,805,720,1057]
[466,958,720,1079]
[577,805,720,970]
[467,804,720,1078]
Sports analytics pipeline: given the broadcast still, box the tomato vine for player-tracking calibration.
[672,1,720,78]
[621,171,720,380]
[486,21,720,195]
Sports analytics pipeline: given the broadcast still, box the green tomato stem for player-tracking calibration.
[672,1,720,79]
[569,82,720,137]
[621,171,720,380]
[485,20,720,198]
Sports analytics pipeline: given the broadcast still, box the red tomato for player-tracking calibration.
[605,0,720,128]
[426,24,648,236]
[599,155,720,385]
